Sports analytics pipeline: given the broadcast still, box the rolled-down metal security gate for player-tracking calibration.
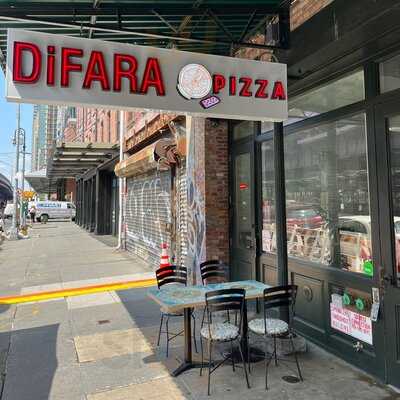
[125,170,172,269]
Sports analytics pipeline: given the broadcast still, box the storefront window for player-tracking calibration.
[260,70,365,134]
[233,121,254,141]
[387,116,400,283]
[261,141,275,253]
[283,113,373,275]
[379,54,400,93]
[287,70,365,125]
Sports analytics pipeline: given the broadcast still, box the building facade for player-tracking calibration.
[74,107,121,237]
[113,0,400,389]
[76,108,119,144]
[56,106,77,142]
[31,104,58,172]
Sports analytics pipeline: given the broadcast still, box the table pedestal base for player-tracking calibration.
[171,361,209,377]
[224,346,265,364]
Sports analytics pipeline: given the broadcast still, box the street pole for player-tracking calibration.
[20,128,26,228]
[117,110,124,250]
[10,104,21,240]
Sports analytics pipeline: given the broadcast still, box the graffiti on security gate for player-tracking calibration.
[125,172,171,265]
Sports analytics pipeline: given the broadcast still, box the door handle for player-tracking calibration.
[245,238,254,249]
[382,274,394,285]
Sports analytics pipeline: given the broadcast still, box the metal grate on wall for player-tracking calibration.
[125,170,171,269]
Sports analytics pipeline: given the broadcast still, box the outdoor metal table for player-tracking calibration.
[147,279,270,377]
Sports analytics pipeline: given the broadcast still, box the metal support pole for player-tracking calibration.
[273,122,289,322]
[10,105,21,240]
[117,110,124,249]
[20,128,26,228]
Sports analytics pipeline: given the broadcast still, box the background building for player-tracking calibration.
[31,104,57,172]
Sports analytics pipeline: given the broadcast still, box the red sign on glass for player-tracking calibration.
[239,183,248,190]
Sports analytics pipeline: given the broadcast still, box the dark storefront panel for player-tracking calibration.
[230,122,257,281]
[111,176,119,237]
[125,170,172,269]
[374,97,400,388]
[233,56,400,381]
[75,157,119,237]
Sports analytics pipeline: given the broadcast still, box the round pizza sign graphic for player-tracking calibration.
[177,64,212,100]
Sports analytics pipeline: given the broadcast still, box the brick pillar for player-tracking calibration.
[204,119,229,263]
[186,117,229,283]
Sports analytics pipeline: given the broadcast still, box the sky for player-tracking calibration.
[0,73,33,184]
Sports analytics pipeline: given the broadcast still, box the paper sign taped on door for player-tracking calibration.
[330,303,373,345]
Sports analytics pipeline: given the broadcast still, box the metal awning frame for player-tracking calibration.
[0,1,291,68]
[47,142,119,179]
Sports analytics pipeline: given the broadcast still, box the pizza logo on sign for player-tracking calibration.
[177,64,212,100]
[177,64,221,109]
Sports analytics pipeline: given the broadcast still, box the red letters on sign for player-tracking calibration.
[13,41,41,84]
[113,53,138,92]
[11,40,286,105]
[255,79,268,98]
[61,47,83,87]
[46,46,56,86]
[271,81,286,100]
[213,74,225,94]
[82,50,110,90]
[229,76,236,96]
[239,77,253,97]
[139,58,165,96]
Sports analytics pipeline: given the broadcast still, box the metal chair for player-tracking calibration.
[248,285,303,390]
[200,260,228,284]
[155,265,197,357]
[200,288,250,396]
[199,260,231,328]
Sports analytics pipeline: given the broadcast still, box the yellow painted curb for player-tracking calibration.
[0,278,157,304]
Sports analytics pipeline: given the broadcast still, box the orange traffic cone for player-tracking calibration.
[160,243,170,267]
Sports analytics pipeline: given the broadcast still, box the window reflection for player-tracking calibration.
[388,116,400,282]
[261,141,275,252]
[261,71,365,133]
[380,54,400,93]
[261,113,373,276]
[288,71,365,124]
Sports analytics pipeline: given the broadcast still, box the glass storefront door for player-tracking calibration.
[375,100,400,388]
[231,123,256,281]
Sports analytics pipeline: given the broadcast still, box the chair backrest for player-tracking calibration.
[205,288,246,330]
[263,285,298,323]
[155,265,187,288]
[200,260,227,284]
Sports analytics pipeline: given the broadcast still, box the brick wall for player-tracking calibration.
[125,113,178,153]
[76,108,119,144]
[291,0,333,31]
[65,178,76,202]
[236,0,333,61]
[63,120,77,141]
[204,119,229,262]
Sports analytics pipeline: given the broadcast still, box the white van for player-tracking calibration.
[3,203,14,219]
[34,201,76,222]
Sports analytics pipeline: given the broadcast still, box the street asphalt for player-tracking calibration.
[0,221,398,400]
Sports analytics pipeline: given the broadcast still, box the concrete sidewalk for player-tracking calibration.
[0,221,398,399]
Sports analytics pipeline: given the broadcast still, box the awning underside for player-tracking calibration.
[47,142,119,178]
[25,169,58,193]
[0,0,289,70]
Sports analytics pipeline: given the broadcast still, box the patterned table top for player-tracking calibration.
[147,280,271,312]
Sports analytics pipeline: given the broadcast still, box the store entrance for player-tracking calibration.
[230,122,256,281]
[375,99,400,388]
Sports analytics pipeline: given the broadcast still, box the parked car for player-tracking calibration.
[34,201,76,222]
[338,215,400,237]
[286,205,325,229]
[3,203,14,219]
